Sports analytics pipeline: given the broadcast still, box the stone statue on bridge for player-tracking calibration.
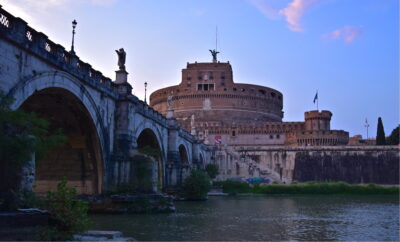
[209,49,219,63]
[115,48,126,71]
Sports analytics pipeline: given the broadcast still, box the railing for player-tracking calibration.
[0,5,115,93]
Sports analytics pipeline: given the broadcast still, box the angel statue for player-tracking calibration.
[115,48,126,70]
[209,49,219,63]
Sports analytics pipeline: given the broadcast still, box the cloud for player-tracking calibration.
[248,0,320,32]
[90,0,118,7]
[248,0,280,19]
[2,0,117,18]
[279,0,319,32]
[323,26,363,43]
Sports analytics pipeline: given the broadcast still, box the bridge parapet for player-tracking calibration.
[0,5,116,97]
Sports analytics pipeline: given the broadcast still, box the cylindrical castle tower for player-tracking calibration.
[150,61,284,126]
[304,110,332,131]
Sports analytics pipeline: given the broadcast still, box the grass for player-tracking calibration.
[216,181,399,195]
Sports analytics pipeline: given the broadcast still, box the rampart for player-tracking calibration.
[215,145,399,184]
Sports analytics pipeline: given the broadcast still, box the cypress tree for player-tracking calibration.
[386,125,399,145]
[376,117,386,145]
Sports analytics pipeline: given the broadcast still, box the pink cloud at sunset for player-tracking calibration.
[323,26,363,43]
[248,0,320,32]
[279,0,319,32]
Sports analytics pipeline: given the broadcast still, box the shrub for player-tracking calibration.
[182,169,211,200]
[130,155,154,193]
[0,91,66,211]
[40,178,90,241]
[205,163,219,179]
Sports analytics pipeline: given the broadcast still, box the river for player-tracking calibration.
[90,195,399,241]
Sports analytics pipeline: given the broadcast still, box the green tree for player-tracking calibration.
[40,178,90,241]
[386,125,399,145]
[0,91,66,211]
[205,163,219,179]
[182,169,211,200]
[376,117,386,145]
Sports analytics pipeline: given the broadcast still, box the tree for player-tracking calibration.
[182,169,211,200]
[0,91,66,211]
[386,125,399,145]
[205,163,219,179]
[376,117,386,145]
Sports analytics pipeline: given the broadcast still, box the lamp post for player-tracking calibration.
[364,118,369,139]
[144,81,148,104]
[70,19,77,55]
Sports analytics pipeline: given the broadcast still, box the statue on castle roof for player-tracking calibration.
[115,48,126,71]
[167,95,173,111]
[209,49,219,63]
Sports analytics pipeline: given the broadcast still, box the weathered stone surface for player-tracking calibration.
[0,5,212,194]
[73,230,136,241]
[215,146,400,184]
[293,149,399,184]
[0,211,49,241]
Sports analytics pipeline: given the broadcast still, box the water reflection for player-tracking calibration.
[90,195,399,241]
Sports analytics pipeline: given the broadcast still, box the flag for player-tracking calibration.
[313,91,318,104]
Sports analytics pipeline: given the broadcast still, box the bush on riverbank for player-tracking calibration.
[218,181,399,195]
[40,178,90,240]
[182,169,211,200]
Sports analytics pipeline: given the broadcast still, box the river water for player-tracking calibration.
[90,195,399,241]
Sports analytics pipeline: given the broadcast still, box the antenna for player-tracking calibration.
[215,25,218,52]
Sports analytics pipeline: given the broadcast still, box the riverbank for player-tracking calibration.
[213,181,400,195]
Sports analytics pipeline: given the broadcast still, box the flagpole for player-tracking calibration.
[317,90,319,111]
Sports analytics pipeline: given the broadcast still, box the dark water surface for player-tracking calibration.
[90,195,399,241]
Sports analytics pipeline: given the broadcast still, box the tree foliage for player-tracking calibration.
[40,178,90,241]
[386,125,399,145]
[0,91,67,211]
[182,169,211,200]
[205,163,219,179]
[376,117,386,145]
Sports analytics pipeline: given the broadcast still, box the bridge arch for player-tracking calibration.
[7,71,107,194]
[136,128,164,189]
[134,121,166,160]
[178,144,189,164]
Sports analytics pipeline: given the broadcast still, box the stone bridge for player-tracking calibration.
[0,6,212,194]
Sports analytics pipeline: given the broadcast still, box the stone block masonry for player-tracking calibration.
[215,146,399,184]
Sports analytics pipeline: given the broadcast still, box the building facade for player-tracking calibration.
[150,56,349,147]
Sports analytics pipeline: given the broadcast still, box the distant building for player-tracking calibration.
[150,57,349,147]
[348,135,376,145]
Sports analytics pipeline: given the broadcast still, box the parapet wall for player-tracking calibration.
[215,146,399,184]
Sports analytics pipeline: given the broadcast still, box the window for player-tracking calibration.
[221,72,225,79]
[276,134,280,139]
[232,130,236,137]
[269,135,273,139]
[197,84,215,91]
[271,92,276,98]
[209,84,215,90]
[259,90,266,95]
[233,87,237,91]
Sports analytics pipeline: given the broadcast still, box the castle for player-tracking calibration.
[150,52,349,148]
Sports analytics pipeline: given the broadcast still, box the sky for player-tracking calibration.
[1,0,399,137]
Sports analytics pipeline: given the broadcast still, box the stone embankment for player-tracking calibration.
[215,145,400,184]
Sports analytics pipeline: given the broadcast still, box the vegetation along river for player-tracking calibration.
[90,195,399,241]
